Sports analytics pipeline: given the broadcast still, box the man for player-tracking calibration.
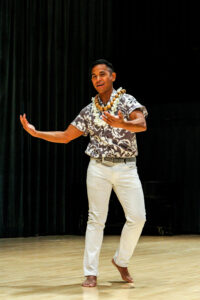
[20,59,147,287]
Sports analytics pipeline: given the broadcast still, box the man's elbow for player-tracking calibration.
[141,121,147,132]
[64,136,71,144]
[143,124,147,131]
[63,132,72,144]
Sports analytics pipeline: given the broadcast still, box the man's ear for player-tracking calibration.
[112,72,117,82]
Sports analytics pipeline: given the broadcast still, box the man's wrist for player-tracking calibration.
[34,130,39,138]
[122,120,130,130]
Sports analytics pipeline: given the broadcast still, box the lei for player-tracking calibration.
[91,87,126,127]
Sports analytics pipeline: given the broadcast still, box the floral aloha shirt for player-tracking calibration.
[71,89,148,158]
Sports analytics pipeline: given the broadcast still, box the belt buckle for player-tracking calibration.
[101,157,113,167]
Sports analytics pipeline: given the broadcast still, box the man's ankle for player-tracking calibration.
[82,275,97,287]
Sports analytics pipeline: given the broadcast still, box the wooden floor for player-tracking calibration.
[0,235,200,300]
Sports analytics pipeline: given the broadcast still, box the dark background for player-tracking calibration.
[0,0,200,237]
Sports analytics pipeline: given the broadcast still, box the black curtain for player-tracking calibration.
[0,0,199,237]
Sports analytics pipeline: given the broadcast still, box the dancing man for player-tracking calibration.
[20,59,148,287]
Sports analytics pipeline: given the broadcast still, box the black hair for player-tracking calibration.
[89,59,115,76]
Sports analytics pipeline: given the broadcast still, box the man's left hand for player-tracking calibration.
[102,110,125,128]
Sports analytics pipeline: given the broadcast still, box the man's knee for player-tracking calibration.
[87,210,107,228]
[126,213,146,226]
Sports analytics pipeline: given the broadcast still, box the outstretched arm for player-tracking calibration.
[102,109,147,132]
[20,113,84,143]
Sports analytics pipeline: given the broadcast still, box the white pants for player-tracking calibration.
[84,158,146,276]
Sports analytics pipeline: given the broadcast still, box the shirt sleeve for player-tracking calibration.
[123,95,148,118]
[70,106,89,136]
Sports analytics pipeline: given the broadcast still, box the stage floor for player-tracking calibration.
[0,235,200,300]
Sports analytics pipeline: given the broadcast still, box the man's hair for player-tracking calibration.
[89,59,115,76]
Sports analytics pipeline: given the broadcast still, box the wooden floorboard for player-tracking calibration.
[0,235,200,299]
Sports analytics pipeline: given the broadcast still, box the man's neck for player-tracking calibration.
[99,89,113,104]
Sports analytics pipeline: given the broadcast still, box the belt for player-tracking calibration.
[94,157,136,163]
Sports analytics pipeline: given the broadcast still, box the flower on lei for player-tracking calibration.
[91,87,124,127]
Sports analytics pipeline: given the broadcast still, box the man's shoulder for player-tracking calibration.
[120,93,137,104]
[80,102,93,112]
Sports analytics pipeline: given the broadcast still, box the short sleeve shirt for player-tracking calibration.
[71,89,148,158]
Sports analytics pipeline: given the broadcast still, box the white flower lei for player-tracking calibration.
[91,87,123,127]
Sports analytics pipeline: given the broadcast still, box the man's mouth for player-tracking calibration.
[96,83,104,87]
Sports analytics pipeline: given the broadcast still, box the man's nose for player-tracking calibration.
[96,75,101,82]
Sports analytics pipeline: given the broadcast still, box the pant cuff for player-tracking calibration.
[113,257,128,268]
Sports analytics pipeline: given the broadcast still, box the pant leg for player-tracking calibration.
[112,161,146,267]
[84,159,112,276]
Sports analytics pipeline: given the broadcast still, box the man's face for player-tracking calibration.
[91,64,116,94]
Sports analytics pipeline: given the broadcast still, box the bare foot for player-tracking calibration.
[82,275,97,287]
[112,258,134,283]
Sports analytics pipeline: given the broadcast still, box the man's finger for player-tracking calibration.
[102,115,111,124]
[20,115,25,126]
[103,112,112,119]
[23,115,29,126]
[103,119,112,125]
[20,115,29,129]
[118,110,124,119]
[103,112,118,121]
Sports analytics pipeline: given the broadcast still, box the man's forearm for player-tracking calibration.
[34,125,84,143]
[123,118,147,132]
[35,131,69,143]
[102,110,147,133]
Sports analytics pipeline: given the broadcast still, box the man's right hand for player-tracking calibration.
[20,113,37,137]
